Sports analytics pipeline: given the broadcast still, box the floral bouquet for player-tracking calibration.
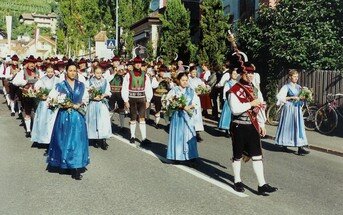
[161,94,193,119]
[22,88,37,98]
[36,88,51,101]
[299,87,313,103]
[47,93,86,115]
[195,85,211,95]
[88,87,103,101]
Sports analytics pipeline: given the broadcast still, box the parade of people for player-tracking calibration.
[0,1,342,213]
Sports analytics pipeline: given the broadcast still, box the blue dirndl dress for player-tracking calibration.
[166,86,199,161]
[275,84,308,147]
[86,77,112,139]
[47,80,90,169]
[218,80,236,130]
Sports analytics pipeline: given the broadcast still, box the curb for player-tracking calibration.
[203,118,343,157]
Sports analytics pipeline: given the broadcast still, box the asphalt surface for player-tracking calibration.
[0,94,342,215]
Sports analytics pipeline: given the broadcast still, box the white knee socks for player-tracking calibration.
[139,121,146,140]
[155,114,160,125]
[232,160,242,183]
[18,101,22,113]
[119,113,125,128]
[10,100,15,113]
[25,118,31,132]
[130,122,136,138]
[252,156,266,186]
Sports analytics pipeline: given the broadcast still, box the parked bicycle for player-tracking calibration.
[315,93,343,134]
[267,102,318,130]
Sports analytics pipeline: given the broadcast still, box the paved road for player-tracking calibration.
[0,95,342,215]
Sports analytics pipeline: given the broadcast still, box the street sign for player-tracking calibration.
[106,39,116,49]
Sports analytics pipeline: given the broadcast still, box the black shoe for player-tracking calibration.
[234,182,245,193]
[281,146,293,153]
[298,147,310,155]
[130,137,135,144]
[25,132,31,138]
[101,140,109,150]
[141,139,152,146]
[93,140,99,148]
[196,132,203,142]
[11,112,15,116]
[258,184,278,195]
[71,169,82,180]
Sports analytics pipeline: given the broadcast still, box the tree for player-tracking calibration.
[198,0,230,68]
[236,0,343,103]
[158,0,193,64]
[237,0,343,70]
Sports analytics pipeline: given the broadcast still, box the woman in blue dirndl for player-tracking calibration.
[86,66,112,150]
[218,69,238,135]
[166,72,199,163]
[275,70,309,155]
[47,61,90,180]
[31,65,59,145]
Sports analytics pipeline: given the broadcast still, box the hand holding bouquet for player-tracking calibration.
[195,85,211,95]
[22,87,37,98]
[298,87,313,103]
[36,88,51,100]
[162,94,193,118]
[89,87,103,101]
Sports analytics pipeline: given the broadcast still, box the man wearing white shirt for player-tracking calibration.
[121,57,153,145]
[228,63,277,195]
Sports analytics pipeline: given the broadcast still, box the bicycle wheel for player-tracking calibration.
[315,105,338,134]
[303,106,318,131]
[267,104,283,126]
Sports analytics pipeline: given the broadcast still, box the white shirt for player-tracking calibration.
[216,69,231,87]
[11,69,27,87]
[188,77,205,90]
[228,87,266,128]
[34,76,59,91]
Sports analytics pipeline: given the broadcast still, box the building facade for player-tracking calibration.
[19,13,58,34]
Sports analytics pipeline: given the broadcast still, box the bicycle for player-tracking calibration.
[266,102,318,130]
[315,93,343,134]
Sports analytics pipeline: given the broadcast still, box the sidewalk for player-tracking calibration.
[203,118,343,157]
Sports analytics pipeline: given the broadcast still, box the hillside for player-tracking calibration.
[0,0,54,17]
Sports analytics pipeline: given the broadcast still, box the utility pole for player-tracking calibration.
[115,0,119,50]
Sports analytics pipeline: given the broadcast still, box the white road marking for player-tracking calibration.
[110,134,249,198]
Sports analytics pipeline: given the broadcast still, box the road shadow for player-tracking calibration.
[204,124,228,137]
[139,140,259,195]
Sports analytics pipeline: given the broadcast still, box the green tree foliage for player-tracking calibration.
[198,0,230,68]
[237,0,343,71]
[159,0,194,64]
[236,0,343,103]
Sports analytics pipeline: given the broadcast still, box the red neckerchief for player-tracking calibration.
[133,69,142,77]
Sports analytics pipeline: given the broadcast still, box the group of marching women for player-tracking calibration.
[0,53,311,195]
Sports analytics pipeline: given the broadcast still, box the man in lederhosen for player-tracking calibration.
[109,64,126,132]
[151,64,172,128]
[13,55,39,137]
[121,56,153,145]
[5,55,22,116]
[228,63,278,195]
[0,56,11,106]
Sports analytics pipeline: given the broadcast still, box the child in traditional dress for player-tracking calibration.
[218,69,238,136]
[86,67,112,150]
[31,65,59,145]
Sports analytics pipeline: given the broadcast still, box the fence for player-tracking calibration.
[277,70,343,106]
